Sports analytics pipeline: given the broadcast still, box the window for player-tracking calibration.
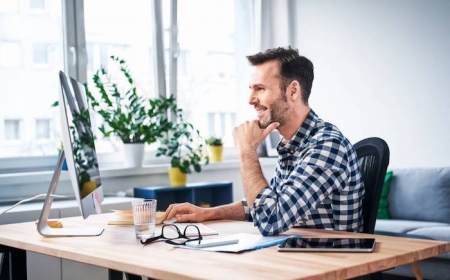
[177,50,192,79]
[36,119,51,139]
[176,0,252,147]
[84,0,155,153]
[29,0,46,11]
[32,43,50,65]
[0,42,22,68]
[207,52,236,83]
[0,0,63,159]
[207,112,236,145]
[86,43,130,72]
[4,119,22,141]
[0,0,253,172]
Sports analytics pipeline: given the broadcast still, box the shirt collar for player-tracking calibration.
[277,109,320,155]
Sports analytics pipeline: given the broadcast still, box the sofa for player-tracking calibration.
[374,167,450,280]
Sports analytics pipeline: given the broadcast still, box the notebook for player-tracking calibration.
[107,210,165,225]
[177,233,295,252]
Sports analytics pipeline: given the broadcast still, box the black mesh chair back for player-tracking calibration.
[354,137,390,234]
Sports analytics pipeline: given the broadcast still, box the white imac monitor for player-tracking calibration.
[37,71,104,237]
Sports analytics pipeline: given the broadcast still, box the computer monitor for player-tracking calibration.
[37,71,104,237]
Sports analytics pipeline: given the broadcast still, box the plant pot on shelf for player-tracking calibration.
[123,143,145,168]
[209,145,223,162]
[168,167,187,187]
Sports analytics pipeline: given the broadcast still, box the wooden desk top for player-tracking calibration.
[1,213,449,280]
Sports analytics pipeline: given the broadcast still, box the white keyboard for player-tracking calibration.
[172,223,218,237]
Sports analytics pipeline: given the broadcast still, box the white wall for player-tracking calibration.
[293,0,450,168]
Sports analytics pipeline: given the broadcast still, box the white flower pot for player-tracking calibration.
[122,143,145,168]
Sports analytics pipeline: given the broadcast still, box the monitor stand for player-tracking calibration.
[37,151,104,237]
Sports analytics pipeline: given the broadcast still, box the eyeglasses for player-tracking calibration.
[140,224,203,246]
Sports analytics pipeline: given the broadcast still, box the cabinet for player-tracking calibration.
[133,181,233,211]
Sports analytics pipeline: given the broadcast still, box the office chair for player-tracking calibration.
[354,137,390,235]
[354,137,390,280]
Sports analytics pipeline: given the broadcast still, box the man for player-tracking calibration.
[163,46,364,236]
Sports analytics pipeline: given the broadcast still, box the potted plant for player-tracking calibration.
[85,56,177,167]
[156,109,209,187]
[206,136,224,162]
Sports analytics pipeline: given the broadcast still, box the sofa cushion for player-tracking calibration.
[375,219,450,234]
[377,171,393,219]
[407,227,450,260]
[388,167,450,223]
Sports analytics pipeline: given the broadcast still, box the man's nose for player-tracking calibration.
[248,92,258,105]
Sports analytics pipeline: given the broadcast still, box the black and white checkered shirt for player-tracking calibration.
[242,110,364,236]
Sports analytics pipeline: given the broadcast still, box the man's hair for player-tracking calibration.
[246,46,314,104]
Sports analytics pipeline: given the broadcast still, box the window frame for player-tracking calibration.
[3,119,23,142]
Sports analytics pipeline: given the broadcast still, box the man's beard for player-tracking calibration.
[258,94,291,129]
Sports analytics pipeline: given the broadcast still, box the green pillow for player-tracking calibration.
[377,171,393,219]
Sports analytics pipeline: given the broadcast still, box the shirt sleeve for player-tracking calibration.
[241,199,253,222]
[251,138,350,236]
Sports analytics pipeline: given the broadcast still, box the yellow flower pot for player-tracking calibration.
[168,167,188,187]
[209,145,223,162]
[81,180,97,198]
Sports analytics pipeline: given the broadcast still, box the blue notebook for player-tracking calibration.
[177,233,297,253]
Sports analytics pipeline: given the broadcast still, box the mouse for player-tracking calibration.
[163,217,178,225]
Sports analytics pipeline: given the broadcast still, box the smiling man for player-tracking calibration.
[163,47,365,236]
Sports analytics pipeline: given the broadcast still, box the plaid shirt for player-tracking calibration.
[242,110,364,236]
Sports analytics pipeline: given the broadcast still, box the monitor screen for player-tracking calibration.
[59,71,104,219]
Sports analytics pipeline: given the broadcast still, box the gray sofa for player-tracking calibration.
[374,167,450,280]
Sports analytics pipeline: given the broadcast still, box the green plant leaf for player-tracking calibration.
[86,55,177,144]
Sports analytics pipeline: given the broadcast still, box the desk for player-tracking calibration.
[1,213,449,280]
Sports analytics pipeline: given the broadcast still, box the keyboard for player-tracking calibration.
[172,222,218,237]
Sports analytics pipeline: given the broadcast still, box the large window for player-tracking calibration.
[0,0,63,159]
[0,0,253,172]
[84,0,155,154]
[174,0,251,147]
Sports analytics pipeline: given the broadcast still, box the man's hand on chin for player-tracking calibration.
[233,120,279,155]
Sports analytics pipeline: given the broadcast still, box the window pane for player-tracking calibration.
[36,118,50,139]
[32,43,49,65]
[4,119,22,140]
[84,0,155,153]
[176,0,252,147]
[0,0,63,158]
[29,0,45,10]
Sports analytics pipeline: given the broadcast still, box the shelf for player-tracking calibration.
[133,181,233,211]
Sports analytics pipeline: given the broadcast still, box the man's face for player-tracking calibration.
[248,61,291,129]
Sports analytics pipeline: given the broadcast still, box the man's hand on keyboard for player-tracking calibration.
[163,202,210,223]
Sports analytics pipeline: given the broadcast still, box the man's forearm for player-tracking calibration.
[208,201,245,220]
[239,150,269,206]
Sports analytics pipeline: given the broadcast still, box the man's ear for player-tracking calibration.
[288,80,301,100]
